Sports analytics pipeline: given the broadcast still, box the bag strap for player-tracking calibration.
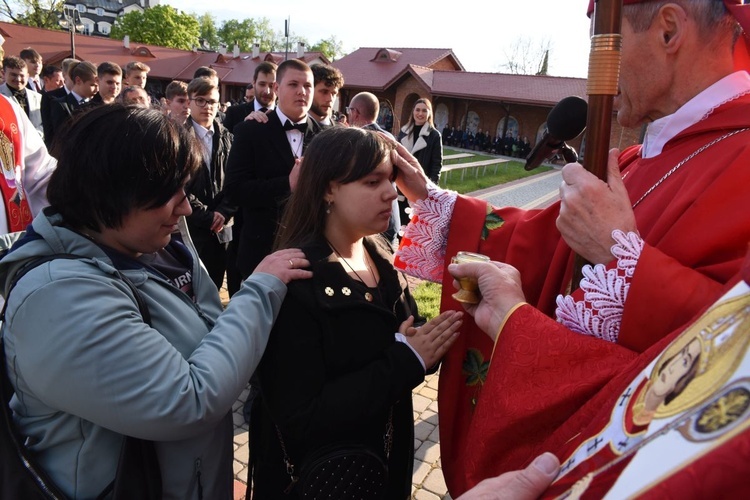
[1,253,157,499]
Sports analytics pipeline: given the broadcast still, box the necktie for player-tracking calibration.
[283,120,307,133]
[259,107,268,113]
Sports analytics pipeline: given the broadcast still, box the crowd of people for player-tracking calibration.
[1,0,750,498]
[442,126,532,158]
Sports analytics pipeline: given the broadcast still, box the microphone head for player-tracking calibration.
[546,96,588,141]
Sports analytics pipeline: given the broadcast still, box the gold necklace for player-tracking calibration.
[628,128,749,209]
[327,239,379,288]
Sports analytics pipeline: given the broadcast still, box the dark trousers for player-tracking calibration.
[191,227,228,291]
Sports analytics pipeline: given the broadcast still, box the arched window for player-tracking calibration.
[434,103,449,132]
[497,116,519,139]
[377,100,394,134]
[465,111,480,134]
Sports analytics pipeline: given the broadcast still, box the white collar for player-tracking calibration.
[275,107,306,126]
[642,71,750,158]
[254,100,274,112]
[191,119,214,138]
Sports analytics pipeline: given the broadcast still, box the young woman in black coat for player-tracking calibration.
[397,98,443,225]
[250,127,462,499]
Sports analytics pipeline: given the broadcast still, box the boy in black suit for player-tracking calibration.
[224,59,321,279]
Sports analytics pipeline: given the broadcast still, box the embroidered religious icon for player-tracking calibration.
[546,286,750,499]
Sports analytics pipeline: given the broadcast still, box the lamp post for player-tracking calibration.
[59,7,84,59]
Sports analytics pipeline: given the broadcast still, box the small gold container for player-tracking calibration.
[450,251,491,304]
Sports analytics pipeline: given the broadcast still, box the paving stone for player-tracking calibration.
[415,440,441,464]
[413,394,432,412]
[428,424,441,443]
[412,459,431,484]
[235,442,249,463]
[419,387,439,400]
[422,469,448,497]
[428,400,439,413]
[422,410,439,426]
[414,420,436,441]
[233,430,249,446]
[414,488,442,500]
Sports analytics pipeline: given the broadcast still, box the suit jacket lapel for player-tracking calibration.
[268,112,296,165]
[302,116,320,154]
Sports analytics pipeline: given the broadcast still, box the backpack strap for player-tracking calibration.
[1,253,159,499]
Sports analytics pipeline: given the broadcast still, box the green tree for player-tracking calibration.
[0,0,64,29]
[309,35,344,61]
[216,18,255,52]
[194,12,219,50]
[110,5,199,51]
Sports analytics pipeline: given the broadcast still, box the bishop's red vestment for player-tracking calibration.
[396,84,750,495]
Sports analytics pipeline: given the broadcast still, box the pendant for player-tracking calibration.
[365,292,374,302]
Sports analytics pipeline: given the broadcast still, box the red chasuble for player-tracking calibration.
[468,251,750,498]
[438,94,750,495]
[0,96,33,232]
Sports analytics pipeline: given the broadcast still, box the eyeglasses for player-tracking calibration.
[191,97,220,108]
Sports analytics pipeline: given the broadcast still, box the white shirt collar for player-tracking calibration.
[70,91,86,103]
[254,99,274,112]
[191,119,214,139]
[642,71,750,158]
[275,107,306,126]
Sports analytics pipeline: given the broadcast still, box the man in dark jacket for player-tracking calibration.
[184,77,237,290]
[224,59,322,279]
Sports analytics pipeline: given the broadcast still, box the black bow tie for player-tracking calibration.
[283,120,307,133]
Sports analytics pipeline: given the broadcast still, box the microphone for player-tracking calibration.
[524,96,588,171]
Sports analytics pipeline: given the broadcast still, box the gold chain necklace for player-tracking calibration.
[326,239,379,288]
[628,128,749,209]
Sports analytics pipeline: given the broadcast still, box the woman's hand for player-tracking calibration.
[390,141,429,202]
[448,261,526,342]
[405,310,463,368]
[252,248,312,284]
[398,315,417,336]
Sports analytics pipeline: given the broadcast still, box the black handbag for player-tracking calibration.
[297,444,388,500]
[277,409,393,500]
[0,254,162,499]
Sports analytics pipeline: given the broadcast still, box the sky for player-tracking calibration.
[162,0,593,79]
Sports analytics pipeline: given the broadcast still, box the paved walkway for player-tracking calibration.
[229,165,561,499]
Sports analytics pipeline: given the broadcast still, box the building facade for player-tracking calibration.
[334,47,642,156]
[63,0,159,37]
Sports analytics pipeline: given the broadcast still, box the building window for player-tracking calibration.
[99,22,111,35]
[76,4,85,13]
[96,7,104,16]
[498,116,520,139]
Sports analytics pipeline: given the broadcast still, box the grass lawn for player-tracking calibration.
[412,281,442,321]
[441,147,551,194]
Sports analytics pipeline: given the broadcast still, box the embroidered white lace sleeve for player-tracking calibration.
[395,184,458,282]
[555,230,644,343]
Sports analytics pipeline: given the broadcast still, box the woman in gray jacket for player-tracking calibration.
[0,105,311,499]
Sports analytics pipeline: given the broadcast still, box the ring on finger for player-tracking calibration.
[289,259,294,269]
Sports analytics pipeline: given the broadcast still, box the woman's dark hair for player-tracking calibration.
[275,127,396,249]
[47,104,201,231]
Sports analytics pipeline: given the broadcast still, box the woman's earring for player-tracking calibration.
[325,200,333,214]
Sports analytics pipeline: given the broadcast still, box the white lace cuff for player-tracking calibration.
[555,230,644,343]
[395,184,457,282]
